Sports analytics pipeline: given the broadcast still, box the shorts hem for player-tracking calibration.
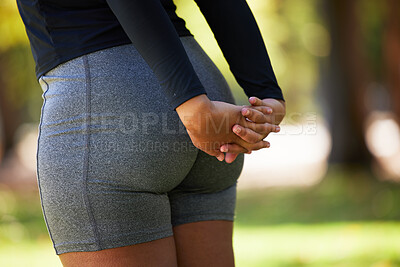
[54,227,174,255]
[171,213,235,227]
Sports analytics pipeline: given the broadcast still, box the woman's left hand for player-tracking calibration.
[220,97,286,163]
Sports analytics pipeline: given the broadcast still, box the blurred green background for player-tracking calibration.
[1,0,400,266]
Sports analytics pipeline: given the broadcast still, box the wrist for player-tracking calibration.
[176,94,213,129]
[261,98,286,124]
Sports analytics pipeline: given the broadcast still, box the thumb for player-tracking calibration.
[224,153,238,163]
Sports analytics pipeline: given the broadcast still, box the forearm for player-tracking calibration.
[105,0,207,110]
[194,0,284,101]
[175,94,213,130]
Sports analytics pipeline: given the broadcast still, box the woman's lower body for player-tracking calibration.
[37,35,244,265]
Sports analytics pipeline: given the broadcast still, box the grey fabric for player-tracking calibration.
[36,35,244,255]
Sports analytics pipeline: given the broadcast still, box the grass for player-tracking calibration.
[1,165,400,266]
[234,223,400,267]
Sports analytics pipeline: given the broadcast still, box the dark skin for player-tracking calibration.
[59,221,236,267]
[222,97,286,163]
[176,94,286,163]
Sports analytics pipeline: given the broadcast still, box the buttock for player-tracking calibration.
[36,36,244,254]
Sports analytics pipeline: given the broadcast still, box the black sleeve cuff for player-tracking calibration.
[170,87,208,111]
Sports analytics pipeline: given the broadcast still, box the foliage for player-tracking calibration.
[0,0,42,123]
[0,0,28,52]
[236,165,400,225]
[175,0,323,115]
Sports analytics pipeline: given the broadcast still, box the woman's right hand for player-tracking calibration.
[176,94,278,161]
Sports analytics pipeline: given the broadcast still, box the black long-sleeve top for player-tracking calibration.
[16,0,284,110]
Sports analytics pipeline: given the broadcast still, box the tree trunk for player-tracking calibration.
[0,108,3,163]
[383,0,400,125]
[321,0,372,164]
[0,53,22,156]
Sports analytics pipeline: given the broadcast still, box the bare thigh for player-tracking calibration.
[173,220,235,267]
[59,236,177,267]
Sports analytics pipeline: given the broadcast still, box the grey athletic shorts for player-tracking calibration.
[36,36,244,255]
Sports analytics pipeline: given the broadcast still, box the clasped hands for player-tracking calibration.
[176,94,286,163]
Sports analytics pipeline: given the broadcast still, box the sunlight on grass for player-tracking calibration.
[0,240,60,267]
[234,222,400,267]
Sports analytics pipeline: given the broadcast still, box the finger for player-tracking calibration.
[247,140,270,151]
[197,143,225,161]
[242,105,272,115]
[208,149,224,161]
[250,105,273,115]
[224,153,239,164]
[220,143,248,154]
[242,105,276,125]
[248,96,265,106]
[241,107,268,123]
[232,125,265,143]
[216,153,225,161]
[235,138,270,152]
[241,108,279,125]
[236,122,280,137]
[225,134,271,152]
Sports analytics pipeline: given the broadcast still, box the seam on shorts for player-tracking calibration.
[36,76,57,250]
[82,55,102,250]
